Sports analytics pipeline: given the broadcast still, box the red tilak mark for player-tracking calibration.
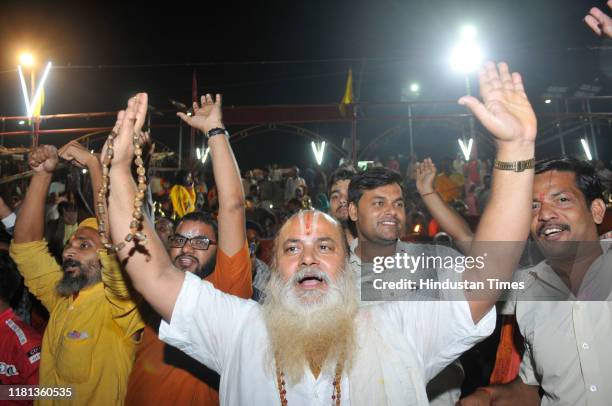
[538,192,546,202]
[304,213,313,235]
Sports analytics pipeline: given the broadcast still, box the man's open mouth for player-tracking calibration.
[379,219,398,226]
[176,255,198,268]
[538,224,570,240]
[298,275,324,287]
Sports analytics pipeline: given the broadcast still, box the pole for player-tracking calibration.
[465,76,475,141]
[557,99,566,155]
[351,109,357,164]
[30,69,36,146]
[408,104,414,158]
[178,121,183,169]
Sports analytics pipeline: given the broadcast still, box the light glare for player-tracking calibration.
[460,25,477,41]
[311,141,326,165]
[581,138,593,161]
[458,138,473,160]
[450,43,483,73]
[19,53,35,67]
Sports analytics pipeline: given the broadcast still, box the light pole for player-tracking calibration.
[450,25,482,160]
[17,52,52,146]
[401,81,420,158]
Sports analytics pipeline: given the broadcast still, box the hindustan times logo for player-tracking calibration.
[372,253,487,274]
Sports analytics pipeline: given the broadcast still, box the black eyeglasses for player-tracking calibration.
[168,235,217,250]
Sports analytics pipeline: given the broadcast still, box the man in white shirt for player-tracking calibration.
[105,60,537,405]
[458,157,611,406]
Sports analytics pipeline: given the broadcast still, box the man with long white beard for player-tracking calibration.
[105,58,537,405]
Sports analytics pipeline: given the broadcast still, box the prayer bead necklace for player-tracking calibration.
[275,355,344,406]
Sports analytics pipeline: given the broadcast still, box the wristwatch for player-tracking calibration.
[206,127,229,138]
[493,158,535,172]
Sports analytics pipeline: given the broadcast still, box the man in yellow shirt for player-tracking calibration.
[10,143,144,405]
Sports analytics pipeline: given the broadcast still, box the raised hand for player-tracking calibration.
[585,1,612,37]
[101,93,149,170]
[58,140,96,168]
[415,158,437,195]
[28,145,59,174]
[459,62,537,147]
[177,94,224,134]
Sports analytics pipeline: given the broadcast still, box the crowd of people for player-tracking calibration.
[0,4,612,406]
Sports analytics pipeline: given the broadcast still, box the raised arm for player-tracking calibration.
[58,140,103,210]
[177,94,246,256]
[459,62,536,322]
[13,146,59,243]
[416,157,474,253]
[585,1,612,37]
[105,94,184,321]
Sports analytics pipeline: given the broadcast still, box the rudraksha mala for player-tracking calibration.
[96,130,148,252]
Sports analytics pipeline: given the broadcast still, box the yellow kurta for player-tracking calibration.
[10,240,144,406]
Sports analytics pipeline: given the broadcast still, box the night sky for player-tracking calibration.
[0,0,610,170]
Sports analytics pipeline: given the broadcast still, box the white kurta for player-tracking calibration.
[160,272,495,405]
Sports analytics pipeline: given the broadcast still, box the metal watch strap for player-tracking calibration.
[493,158,535,172]
[206,128,229,138]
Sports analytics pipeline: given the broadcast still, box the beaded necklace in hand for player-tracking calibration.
[96,130,148,252]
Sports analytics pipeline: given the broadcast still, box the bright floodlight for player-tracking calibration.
[544,99,552,104]
[19,52,35,67]
[450,25,482,73]
[410,82,420,93]
[581,138,593,161]
[311,141,326,165]
[17,61,52,117]
[202,147,211,163]
[460,25,477,41]
[458,138,473,160]
[450,42,482,73]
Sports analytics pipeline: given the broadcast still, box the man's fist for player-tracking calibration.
[28,145,59,174]
[58,140,96,168]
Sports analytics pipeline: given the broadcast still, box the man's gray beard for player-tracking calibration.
[56,263,102,297]
[262,261,358,385]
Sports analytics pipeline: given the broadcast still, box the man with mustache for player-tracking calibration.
[346,166,466,406]
[458,157,610,406]
[105,58,536,405]
[125,93,252,406]
[9,142,144,405]
[328,166,357,243]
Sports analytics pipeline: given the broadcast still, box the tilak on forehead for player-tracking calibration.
[536,170,555,202]
[297,210,320,235]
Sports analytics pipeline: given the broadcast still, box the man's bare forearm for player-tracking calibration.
[467,142,534,321]
[208,132,246,256]
[421,192,473,252]
[85,154,103,210]
[13,172,52,244]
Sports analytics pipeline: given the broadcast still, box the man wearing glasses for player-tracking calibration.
[125,94,252,406]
